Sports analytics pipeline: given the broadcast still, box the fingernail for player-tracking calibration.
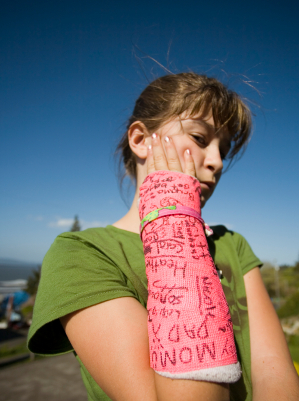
[164,136,170,143]
[152,133,157,139]
[186,149,191,155]
[148,145,152,150]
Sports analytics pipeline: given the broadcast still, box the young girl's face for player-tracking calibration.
[154,111,231,207]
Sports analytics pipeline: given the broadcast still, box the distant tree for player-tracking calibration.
[279,264,290,270]
[277,290,299,319]
[260,264,277,298]
[70,215,81,232]
[26,265,41,296]
[261,262,299,305]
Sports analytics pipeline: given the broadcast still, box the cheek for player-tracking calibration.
[171,135,205,171]
[171,136,188,165]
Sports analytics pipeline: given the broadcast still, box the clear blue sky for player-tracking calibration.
[1,0,298,265]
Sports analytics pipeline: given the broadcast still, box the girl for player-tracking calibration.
[28,73,299,401]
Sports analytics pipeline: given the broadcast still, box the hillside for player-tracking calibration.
[0,258,40,281]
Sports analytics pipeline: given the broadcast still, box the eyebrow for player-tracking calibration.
[180,118,216,130]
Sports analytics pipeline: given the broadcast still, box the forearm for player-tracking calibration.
[252,360,299,401]
[61,298,231,401]
[245,268,299,401]
[154,373,230,401]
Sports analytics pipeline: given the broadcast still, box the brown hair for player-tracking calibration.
[117,72,252,180]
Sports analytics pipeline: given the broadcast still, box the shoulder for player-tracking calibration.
[209,224,256,251]
[39,226,141,294]
[28,226,144,355]
[209,224,249,251]
[209,224,245,242]
[208,225,262,275]
[43,225,137,266]
[48,226,120,252]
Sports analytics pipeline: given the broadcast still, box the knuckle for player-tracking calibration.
[167,155,179,164]
[154,154,166,165]
[167,160,180,170]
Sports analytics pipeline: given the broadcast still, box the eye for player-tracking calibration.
[190,134,206,146]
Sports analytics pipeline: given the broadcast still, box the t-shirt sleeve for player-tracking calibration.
[232,231,263,275]
[28,231,139,355]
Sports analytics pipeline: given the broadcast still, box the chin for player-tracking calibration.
[200,192,213,208]
[201,189,215,208]
[200,196,206,208]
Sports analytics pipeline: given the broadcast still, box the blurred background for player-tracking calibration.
[0,0,298,399]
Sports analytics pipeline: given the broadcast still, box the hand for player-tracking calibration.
[147,133,196,177]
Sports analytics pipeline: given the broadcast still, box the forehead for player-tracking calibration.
[159,110,215,131]
[180,115,215,130]
[179,109,221,134]
[159,109,231,140]
[179,112,232,144]
[180,109,214,123]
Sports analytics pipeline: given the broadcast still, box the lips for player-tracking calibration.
[200,181,215,191]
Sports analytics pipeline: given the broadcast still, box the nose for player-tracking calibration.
[203,141,223,175]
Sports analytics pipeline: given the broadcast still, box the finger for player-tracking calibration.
[151,133,168,171]
[163,136,182,172]
[147,145,155,175]
[184,149,196,177]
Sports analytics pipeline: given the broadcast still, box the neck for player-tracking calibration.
[112,189,141,234]
[112,163,148,233]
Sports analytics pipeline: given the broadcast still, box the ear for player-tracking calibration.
[128,121,150,159]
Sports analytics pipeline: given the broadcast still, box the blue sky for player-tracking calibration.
[1,0,298,265]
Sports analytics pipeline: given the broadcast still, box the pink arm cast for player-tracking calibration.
[139,171,240,381]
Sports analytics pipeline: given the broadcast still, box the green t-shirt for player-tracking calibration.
[28,225,262,401]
